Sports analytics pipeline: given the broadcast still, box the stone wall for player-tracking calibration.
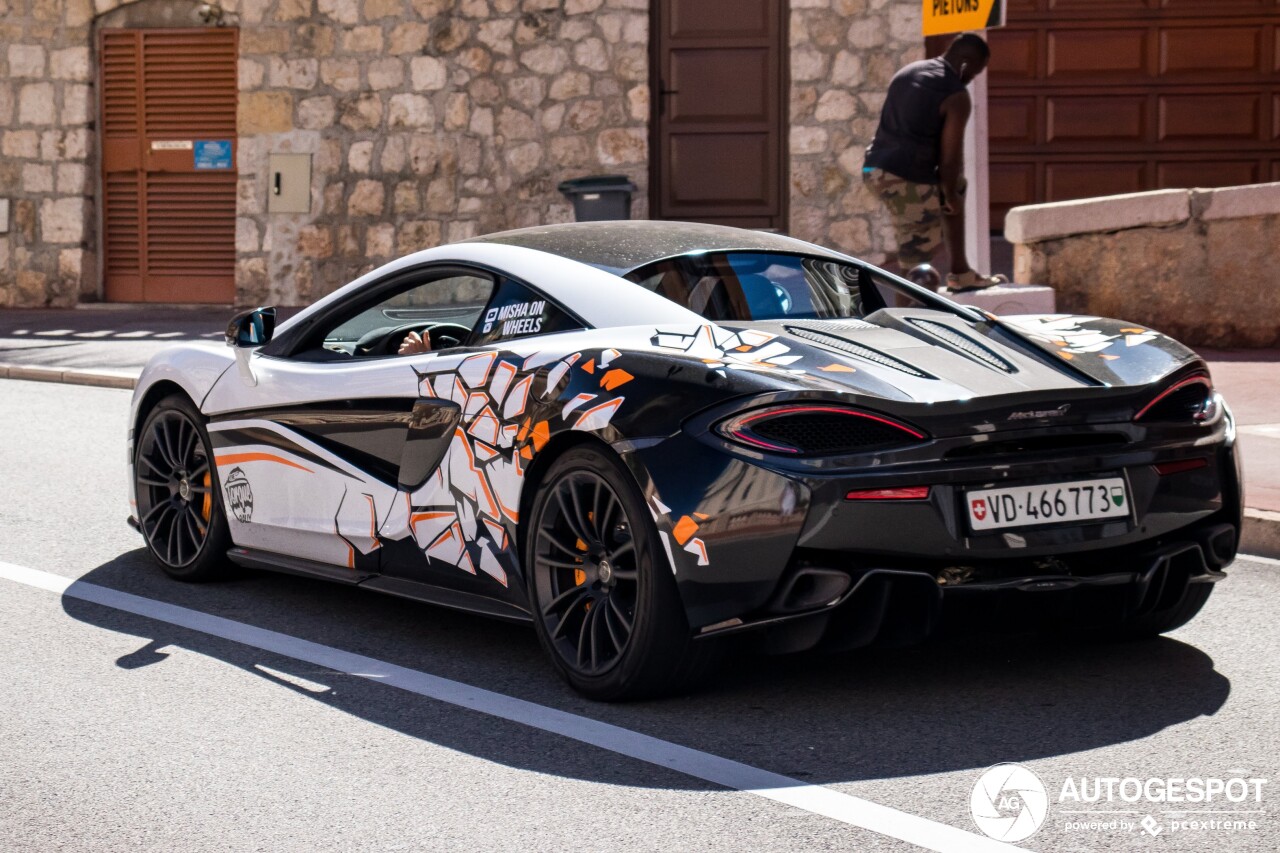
[1,0,921,308]
[1005,182,1280,348]
[0,0,98,308]
[787,0,921,259]
[233,0,652,306]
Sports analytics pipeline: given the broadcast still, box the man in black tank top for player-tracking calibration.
[862,33,1006,292]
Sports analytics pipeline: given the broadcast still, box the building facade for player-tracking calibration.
[0,0,924,307]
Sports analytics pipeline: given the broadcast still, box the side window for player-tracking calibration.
[861,266,930,312]
[310,271,495,358]
[468,278,582,347]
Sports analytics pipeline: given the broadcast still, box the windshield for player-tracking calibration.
[624,251,927,322]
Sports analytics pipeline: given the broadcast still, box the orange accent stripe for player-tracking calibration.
[214,452,312,473]
[411,511,454,526]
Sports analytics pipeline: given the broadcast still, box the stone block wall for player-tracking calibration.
[788,0,921,258]
[1006,182,1280,348]
[0,0,98,308]
[232,0,653,306]
[1,0,922,308]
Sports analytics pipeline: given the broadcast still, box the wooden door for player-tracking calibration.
[987,0,1280,227]
[651,0,787,229]
[100,28,238,303]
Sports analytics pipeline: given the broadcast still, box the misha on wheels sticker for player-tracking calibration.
[971,763,1049,842]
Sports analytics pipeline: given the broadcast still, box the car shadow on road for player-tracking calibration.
[63,550,1231,789]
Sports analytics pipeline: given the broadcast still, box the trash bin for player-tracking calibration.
[557,175,637,222]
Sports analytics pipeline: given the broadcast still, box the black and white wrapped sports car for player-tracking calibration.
[128,222,1242,699]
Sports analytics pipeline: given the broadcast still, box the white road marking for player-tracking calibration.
[0,559,1026,853]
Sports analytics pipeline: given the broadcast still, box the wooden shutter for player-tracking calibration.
[100,28,238,303]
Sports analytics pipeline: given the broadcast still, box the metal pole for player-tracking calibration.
[963,31,991,274]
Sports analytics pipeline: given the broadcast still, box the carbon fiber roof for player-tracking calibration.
[465,221,851,275]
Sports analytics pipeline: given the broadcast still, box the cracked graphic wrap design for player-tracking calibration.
[381,348,634,587]
[1004,315,1164,360]
[647,494,710,572]
[651,325,807,376]
[334,487,381,569]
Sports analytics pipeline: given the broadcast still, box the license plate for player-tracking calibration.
[966,477,1129,531]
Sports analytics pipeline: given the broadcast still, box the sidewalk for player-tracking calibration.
[2,305,1277,556]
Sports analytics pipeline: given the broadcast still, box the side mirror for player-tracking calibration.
[226,307,276,348]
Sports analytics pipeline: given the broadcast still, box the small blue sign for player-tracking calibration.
[194,139,233,170]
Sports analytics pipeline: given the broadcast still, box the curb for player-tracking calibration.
[1242,508,1280,561]
[0,362,137,390]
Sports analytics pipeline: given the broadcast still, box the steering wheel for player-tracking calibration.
[353,322,473,357]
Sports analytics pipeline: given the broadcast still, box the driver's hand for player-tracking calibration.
[398,331,431,356]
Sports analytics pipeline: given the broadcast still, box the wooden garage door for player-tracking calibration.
[988,0,1280,227]
[652,0,788,229]
[100,28,238,303]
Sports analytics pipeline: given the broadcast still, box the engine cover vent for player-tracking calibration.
[907,319,1018,374]
[785,326,934,379]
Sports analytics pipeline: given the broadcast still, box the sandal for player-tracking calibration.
[945,270,1009,293]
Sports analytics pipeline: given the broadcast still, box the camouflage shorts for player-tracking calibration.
[862,168,965,269]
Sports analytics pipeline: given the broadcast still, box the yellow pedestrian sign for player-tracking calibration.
[922,0,1006,37]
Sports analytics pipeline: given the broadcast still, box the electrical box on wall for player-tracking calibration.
[267,154,312,214]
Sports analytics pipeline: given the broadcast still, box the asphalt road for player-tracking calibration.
[1,378,1277,852]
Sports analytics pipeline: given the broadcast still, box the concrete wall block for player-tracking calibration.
[1195,182,1280,223]
[50,47,90,82]
[8,44,46,78]
[18,82,56,125]
[1202,214,1280,347]
[239,91,295,134]
[39,197,87,244]
[1005,189,1192,245]
[1007,181,1280,346]
[22,163,54,193]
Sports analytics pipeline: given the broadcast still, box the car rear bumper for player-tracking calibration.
[696,520,1236,651]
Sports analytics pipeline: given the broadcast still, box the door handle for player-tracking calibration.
[273,172,282,196]
[659,80,678,116]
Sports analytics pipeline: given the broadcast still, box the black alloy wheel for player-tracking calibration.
[134,395,231,580]
[526,445,718,701]
[533,469,639,676]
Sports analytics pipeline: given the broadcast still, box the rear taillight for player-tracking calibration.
[846,486,930,500]
[1135,373,1217,424]
[717,404,927,456]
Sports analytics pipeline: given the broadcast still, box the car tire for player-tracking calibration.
[134,394,233,582]
[1118,581,1214,638]
[525,444,717,701]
